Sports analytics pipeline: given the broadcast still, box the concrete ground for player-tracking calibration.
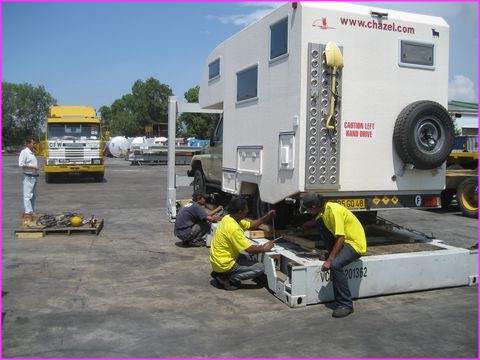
[2,156,478,358]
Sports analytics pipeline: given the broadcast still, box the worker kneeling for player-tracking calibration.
[174,191,223,247]
[302,193,367,318]
[209,197,275,290]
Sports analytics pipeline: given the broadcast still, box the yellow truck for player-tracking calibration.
[442,136,478,218]
[42,106,105,183]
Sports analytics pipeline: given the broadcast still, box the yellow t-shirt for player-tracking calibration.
[209,214,251,273]
[316,202,367,255]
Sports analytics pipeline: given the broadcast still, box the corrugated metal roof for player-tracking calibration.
[448,100,478,114]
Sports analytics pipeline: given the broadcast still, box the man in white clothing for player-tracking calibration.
[18,139,39,215]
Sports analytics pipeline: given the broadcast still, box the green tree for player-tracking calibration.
[99,77,173,137]
[177,86,219,139]
[2,82,56,147]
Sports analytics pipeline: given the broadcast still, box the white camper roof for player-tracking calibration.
[208,2,447,56]
[304,2,447,27]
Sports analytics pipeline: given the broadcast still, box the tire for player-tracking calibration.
[95,173,104,182]
[393,101,454,169]
[45,173,52,183]
[252,188,271,219]
[251,188,291,229]
[193,169,206,194]
[456,177,478,218]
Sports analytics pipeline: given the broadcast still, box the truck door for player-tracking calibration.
[205,115,223,183]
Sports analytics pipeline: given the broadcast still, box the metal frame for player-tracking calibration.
[167,96,222,220]
[254,238,478,307]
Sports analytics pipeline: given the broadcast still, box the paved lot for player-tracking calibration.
[2,156,478,357]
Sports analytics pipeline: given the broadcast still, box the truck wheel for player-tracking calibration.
[252,189,271,219]
[45,174,52,183]
[456,177,478,218]
[95,173,104,182]
[193,170,206,194]
[393,101,454,169]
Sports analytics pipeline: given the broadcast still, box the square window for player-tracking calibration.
[237,65,258,102]
[270,17,288,60]
[400,40,434,68]
[209,58,220,80]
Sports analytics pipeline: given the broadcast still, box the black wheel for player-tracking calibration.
[393,101,454,169]
[95,173,104,182]
[456,177,478,218]
[252,188,271,219]
[193,169,206,194]
[45,173,52,183]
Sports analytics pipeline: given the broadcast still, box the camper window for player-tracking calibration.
[399,40,435,69]
[270,17,288,60]
[236,65,258,102]
[209,58,220,80]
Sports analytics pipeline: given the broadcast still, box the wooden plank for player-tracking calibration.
[95,219,104,235]
[245,230,267,239]
[15,218,104,236]
[15,231,44,239]
[366,242,445,256]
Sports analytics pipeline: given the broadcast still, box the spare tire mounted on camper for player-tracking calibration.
[393,100,454,169]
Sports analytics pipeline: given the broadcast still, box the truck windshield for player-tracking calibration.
[47,123,100,140]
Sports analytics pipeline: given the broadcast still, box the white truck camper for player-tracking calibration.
[169,2,476,307]
[195,1,455,215]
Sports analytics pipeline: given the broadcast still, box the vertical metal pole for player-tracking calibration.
[167,96,177,220]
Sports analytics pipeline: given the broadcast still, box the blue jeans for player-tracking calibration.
[228,253,264,282]
[23,175,37,214]
[330,244,360,309]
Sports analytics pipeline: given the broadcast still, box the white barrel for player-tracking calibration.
[107,136,131,158]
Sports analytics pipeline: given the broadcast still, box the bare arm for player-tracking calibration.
[249,209,275,229]
[206,205,223,217]
[245,240,274,254]
[322,235,345,271]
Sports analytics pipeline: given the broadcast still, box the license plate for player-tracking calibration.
[330,198,366,209]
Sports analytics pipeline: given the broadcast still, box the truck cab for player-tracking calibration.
[43,106,105,182]
[188,116,223,193]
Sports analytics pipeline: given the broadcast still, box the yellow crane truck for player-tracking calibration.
[442,135,478,217]
[42,106,105,183]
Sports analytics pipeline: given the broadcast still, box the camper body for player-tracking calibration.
[43,106,105,182]
[194,2,454,212]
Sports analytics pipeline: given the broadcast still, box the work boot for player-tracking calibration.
[214,273,238,291]
[252,274,268,286]
[229,278,242,287]
[332,306,354,318]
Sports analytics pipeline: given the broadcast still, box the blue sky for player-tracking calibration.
[2,1,478,111]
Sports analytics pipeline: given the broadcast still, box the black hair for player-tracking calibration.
[226,197,248,214]
[302,193,326,209]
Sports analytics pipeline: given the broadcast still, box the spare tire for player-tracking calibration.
[393,101,454,169]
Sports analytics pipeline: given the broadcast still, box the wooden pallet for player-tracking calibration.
[15,219,104,238]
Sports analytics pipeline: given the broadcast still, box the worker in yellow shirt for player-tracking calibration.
[302,193,367,318]
[209,197,275,290]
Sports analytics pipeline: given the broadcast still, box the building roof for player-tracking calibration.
[448,100,478,115]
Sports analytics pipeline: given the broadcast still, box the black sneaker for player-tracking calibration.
[190,239,206,247]
[332,306,354,318]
